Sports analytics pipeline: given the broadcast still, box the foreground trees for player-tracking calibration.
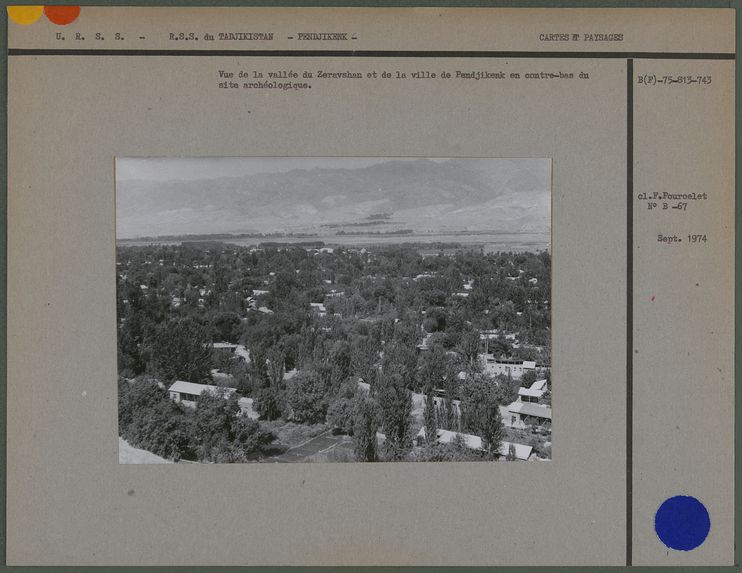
[151,317,213,383]
[252,347,287,421]
[326,380,360,435]
[460,375,505,458]
[352,394,380,462]
[193,389,274,462]
[117,243,550,462]
[413,434,482,462]
[423,388,437,444]
[376,373,413,460]
[286,370,328,424]
[118,378,192,461]
[119,378,273,462]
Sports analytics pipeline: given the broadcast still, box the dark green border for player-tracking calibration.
[1,0,739,571]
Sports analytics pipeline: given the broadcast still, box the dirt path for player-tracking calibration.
[118,437,173,464]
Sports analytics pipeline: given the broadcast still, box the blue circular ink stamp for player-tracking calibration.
[655,495,710,551]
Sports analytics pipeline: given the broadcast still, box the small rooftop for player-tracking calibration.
[519,387,544,398]
[168,380,236,397]
[530,379,548,392]
[519,379,548,398]
[417,427,483,450]
[508,401,552,420]
[497,441,534,461]
[416,428,534,460]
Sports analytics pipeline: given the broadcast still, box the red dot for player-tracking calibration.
[44,6,80,25]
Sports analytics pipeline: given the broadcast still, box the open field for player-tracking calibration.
[267,430,353,463]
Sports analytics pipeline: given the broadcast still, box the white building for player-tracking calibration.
[506,401,552,429]
[167,381,236,407]
[212,342,238,354]
[480,356,537,379]
[496,441,534,460]
[518,379,548,403]
[309,302,327,317]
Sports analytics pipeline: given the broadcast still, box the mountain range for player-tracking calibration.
[116,158,550,239]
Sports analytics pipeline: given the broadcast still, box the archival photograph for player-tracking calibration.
[116,157,552,464]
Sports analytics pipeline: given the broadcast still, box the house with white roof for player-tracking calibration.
[506,401,552,429]
[496,441,534,461]
[480,356,537,379]
[518,379,548,403]
[309,302,327,317]
[416,427,483,450]
[168,381,236,407]
[479,329,517,341]
[212,342,238,356]
[326,290,345,297]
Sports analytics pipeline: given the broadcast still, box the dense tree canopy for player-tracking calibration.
[150,317,213,383]
[117,241,551,462]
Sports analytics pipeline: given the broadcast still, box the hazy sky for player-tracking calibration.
[116,157,455,182]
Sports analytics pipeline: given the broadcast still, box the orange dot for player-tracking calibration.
[44,5,80,25]
[7,6,43,25]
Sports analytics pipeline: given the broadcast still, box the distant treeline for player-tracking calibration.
[336,229,414,236]
[119,231,320,242]
[258,241,326,248]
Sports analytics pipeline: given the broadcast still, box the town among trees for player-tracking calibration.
[117,241,552,463]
